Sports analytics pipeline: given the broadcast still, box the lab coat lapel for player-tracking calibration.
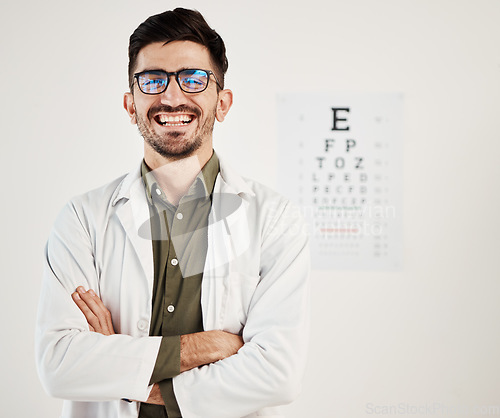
[114,174,154,288]
[202,169,251,331]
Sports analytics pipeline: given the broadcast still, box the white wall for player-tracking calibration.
[1,0,499,416]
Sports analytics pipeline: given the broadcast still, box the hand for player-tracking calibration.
[71,289,163,405]
[71,286,115,335]
[143,383,164,405]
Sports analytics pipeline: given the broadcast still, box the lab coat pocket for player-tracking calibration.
[222,271,260,334]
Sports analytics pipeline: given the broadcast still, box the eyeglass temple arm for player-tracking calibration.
[210,71,223,89]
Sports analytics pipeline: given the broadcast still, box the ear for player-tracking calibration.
[216,89,233,122]
[123,92,137,124]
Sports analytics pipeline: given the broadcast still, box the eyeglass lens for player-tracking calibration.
[137,69,209,94]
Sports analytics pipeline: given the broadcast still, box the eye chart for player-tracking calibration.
[276,93,404,270]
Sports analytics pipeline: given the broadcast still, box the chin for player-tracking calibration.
[150,138,203,160]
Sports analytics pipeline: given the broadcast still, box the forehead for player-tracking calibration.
[135,40,213,72]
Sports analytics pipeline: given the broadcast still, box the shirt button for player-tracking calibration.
[137,320,148,331]
[176,212,183,220]
[171,258,178,266]
[167,305,175,313]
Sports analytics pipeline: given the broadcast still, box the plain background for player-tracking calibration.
[1,0,500,417]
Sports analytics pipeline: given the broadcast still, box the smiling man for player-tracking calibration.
[35,8,310,418]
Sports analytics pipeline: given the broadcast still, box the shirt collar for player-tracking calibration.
[141,151,220,207]
[111,151,254,207]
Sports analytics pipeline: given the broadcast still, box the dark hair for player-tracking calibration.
[128,8,228,90]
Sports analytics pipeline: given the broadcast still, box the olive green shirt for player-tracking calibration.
[138,152,220,418]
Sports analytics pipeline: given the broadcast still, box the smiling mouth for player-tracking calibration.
[154,114,194,127]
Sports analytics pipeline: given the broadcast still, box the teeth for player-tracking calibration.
[157,114,193,125]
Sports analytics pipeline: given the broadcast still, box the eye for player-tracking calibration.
[138,71,168,92]
[179,70,208,91]
[183,77,204,86]
[145,79,166,88]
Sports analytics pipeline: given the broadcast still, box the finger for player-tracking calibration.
[87,289,115,335]
[72,291,100,331]
[77,287,115,335]
[76,287,110,334]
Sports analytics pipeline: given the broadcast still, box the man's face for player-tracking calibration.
[124,41,231,160]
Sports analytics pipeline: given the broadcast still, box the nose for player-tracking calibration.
[160,75,187,106]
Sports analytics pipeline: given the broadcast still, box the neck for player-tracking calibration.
[144,144,212,206]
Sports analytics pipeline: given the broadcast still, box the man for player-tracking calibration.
[36,8,310,418]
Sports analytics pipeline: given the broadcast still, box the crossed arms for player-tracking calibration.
[71,286,244,405]
[36,194,309,417]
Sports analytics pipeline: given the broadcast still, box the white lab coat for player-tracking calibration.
[35,156,310,418]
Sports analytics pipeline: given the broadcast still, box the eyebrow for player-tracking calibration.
[136,67,200,74]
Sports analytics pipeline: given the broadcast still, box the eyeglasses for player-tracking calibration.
[134,69,221,94]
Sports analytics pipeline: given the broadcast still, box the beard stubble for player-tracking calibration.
[136,103,217,160]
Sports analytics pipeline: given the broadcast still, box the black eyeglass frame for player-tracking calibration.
[133,68,222,95]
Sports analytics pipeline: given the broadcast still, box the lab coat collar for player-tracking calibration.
[217,154,255,198]
[110,152,255,207]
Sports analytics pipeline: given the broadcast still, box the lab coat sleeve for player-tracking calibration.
[173,200,310,418]
[35,201,161,401]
